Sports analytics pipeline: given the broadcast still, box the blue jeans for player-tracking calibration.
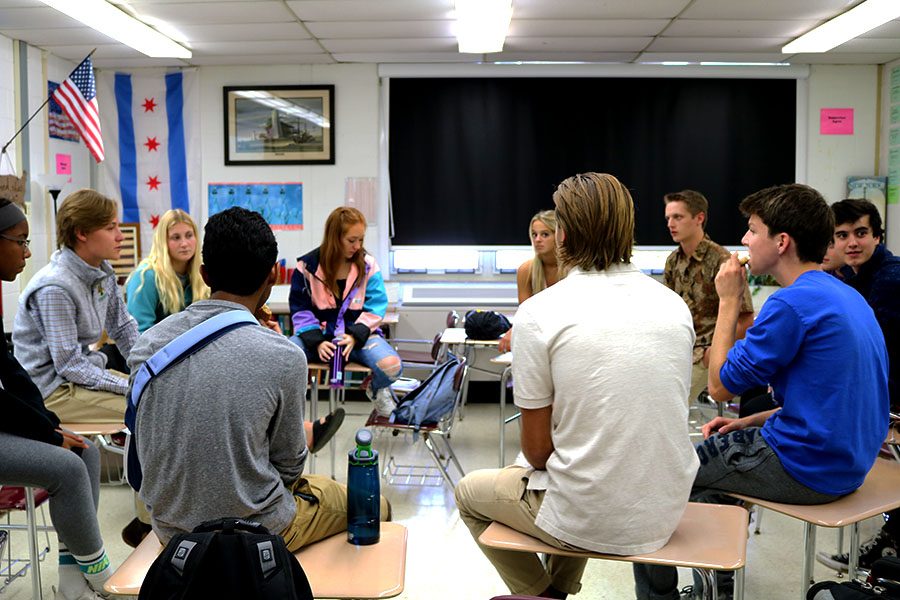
[634,427,841,599]
[292,334,401,392]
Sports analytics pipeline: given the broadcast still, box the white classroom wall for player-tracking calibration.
[881,58,900,253]
[0,31,896,325]
[198,63,381,267]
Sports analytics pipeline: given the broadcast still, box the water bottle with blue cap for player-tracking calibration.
[347,428,380,545]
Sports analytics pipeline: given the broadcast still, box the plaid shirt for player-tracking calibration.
[28,275,137,396]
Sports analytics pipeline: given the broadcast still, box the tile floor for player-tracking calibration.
[0,401,875,599]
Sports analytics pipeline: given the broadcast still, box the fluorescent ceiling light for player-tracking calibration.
[38,0,191,58]
[782,0,900,54]
[455,0,512,54]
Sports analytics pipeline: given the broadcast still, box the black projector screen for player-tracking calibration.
[389,77,796,246]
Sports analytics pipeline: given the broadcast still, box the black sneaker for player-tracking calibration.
[815,529,899,573]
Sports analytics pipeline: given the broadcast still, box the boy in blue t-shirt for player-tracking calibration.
[637,184,889,600]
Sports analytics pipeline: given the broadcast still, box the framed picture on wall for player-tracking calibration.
[223,85,335,165]
[109,222,141,284]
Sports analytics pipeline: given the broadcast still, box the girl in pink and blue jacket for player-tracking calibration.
[289,207,401,416]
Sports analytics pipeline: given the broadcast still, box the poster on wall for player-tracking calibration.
[208,182,303,230]
[48,81,80,142]
[888,66,900,205]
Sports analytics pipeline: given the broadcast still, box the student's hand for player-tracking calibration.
[317,340,336,361]
[715,253,747,300]
[701,416,744,439]
[259,318,282,335]
[336,334,355,360]
[56,429,88,450]
[498,329,512,353]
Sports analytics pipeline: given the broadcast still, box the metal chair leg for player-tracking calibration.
[802,522,817,598]
[734,566,745,600]
[25,488,43,600]
[848,522,861,581]
[698,569,717,600]
[422,433,455,489]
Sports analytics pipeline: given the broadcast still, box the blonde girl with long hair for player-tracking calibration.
[126,209,209,332]
[498,210,564,352]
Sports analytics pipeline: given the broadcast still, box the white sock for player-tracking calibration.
[57,545,91,599]
[73,547,112,592]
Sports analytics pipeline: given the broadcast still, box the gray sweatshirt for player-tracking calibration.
[127,300,308,543]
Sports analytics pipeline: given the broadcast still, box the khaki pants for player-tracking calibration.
[454,466,587,596]
[689,360,709,407]
[44,370,128,423]
[280,475,390,553]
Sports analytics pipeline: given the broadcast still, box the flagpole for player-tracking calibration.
[0,48,97,156]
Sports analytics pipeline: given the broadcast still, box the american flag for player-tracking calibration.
[51,56,104,163]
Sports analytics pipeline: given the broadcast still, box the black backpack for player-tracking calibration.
[464,310,511,340]
[139,518,313,600]
[807,557,900,600]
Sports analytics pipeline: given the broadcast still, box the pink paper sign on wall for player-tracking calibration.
[820,108,854,135]
[55,153,72,175]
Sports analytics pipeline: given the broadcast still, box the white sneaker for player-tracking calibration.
[369,387,396,417]
[53,585,107,600]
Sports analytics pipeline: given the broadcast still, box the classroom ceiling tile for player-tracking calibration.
[513,0,689,20]
[124,1,295,25]
[93,57,191,69]
[187,53,335,65]
[663,20,816,39]
[0,27,112,46]
[647,37,790,53]
[832,38,900,53]
[682,0,865,20]
[0,7,83,28]
[509,19,669,37]
[190,39,323,55]
[503,37,651,53]
[859,20,900,39]
[322,38,457,53]
[307,20,454,39]
[286,0,453,22]
[174,23,311,42]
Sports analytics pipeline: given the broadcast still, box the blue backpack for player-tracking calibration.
[391,354,464,430]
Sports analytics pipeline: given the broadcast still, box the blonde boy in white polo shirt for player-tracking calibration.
[455,173,699,599]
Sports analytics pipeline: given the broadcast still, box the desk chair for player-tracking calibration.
[0,486,53,599]
[61,423,128,484]
[730,458,900,599]
[105,523,409,598]
[478,503,749,600]
[365,358,469,490]
[391,310,457,371]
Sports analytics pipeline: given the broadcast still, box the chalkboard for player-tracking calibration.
[389,77,796,247]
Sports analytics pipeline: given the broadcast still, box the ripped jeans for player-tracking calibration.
[293,334,401,393]
[634,427,840,599]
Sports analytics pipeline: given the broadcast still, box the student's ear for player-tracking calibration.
[268,263,278,284]
[74,228,88,244]
[697,212,706,227]
[777,233,790,255]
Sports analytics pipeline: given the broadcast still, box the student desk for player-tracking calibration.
[490,352,514,468]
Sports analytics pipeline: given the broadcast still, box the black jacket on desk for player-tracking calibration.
[841,244,900,410]
[0,318,63,446]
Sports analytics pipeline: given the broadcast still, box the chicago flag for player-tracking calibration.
[97,68,201,255]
